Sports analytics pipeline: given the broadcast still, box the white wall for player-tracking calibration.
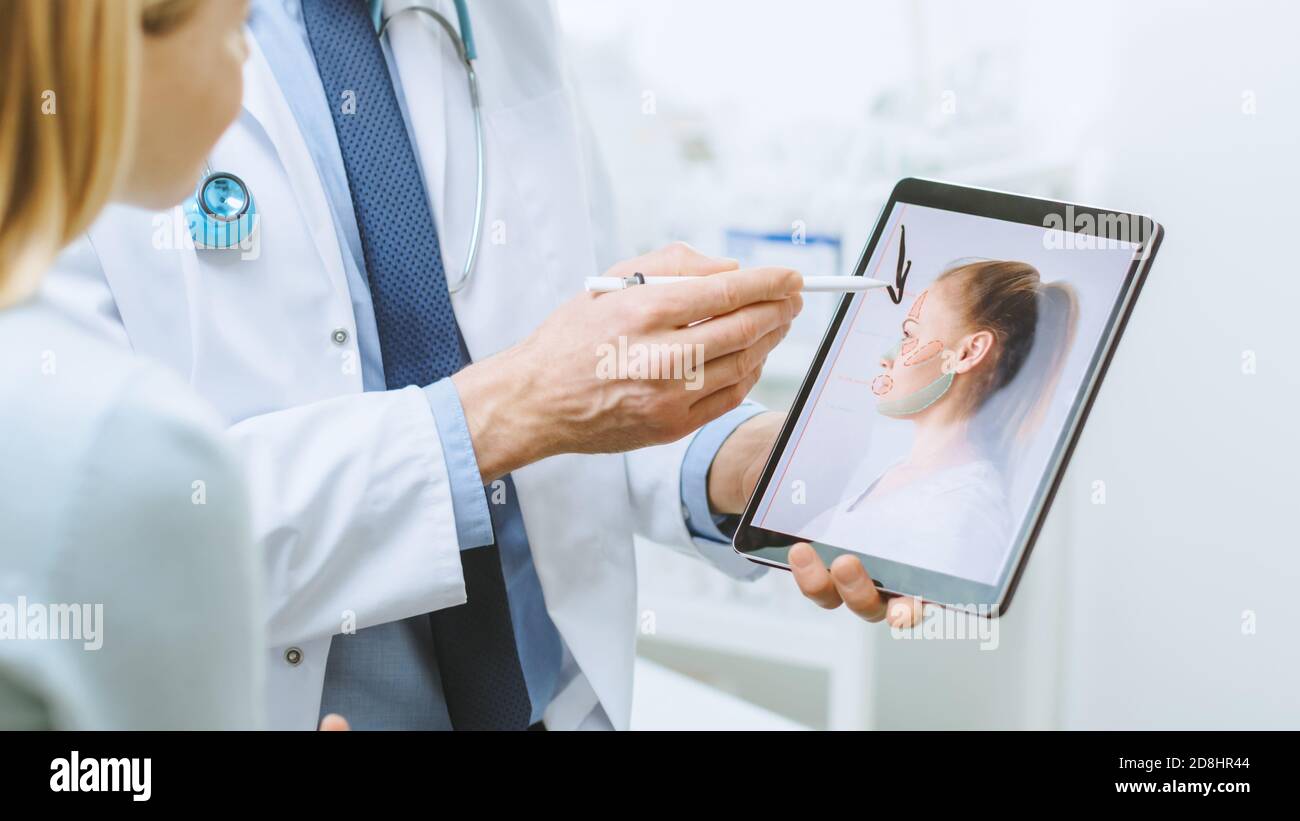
[857,0,1300,731]
[1056,0,1300,729]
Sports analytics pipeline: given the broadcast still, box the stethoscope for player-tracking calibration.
[186,0,484,293]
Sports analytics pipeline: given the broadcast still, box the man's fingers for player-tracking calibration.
[793,546,922,626]
[789,543,842,609]
[886,595,925,629]
[830,555,887,622]
[690,325,785,397]
[651,267,802,326]
[603,241,739,279]
[653,294,797,430]
[683,364,762,430]
[682,295,801,361]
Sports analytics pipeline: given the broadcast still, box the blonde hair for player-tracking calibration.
[936,259,1079,470]
[0,0,199,308]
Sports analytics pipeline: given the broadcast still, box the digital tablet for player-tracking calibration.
[733,178,1163,615]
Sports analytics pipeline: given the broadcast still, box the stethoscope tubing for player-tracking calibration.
[379,3,484,293]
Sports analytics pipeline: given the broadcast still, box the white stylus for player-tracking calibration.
[584,274,892,293]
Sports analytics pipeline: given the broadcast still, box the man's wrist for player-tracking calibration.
[451,347,553,482]
[707,411,783,515]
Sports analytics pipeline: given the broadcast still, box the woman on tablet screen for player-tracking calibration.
[810,260,1078,583]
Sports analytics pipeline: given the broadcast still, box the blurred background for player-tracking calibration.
[552,0,1300,729]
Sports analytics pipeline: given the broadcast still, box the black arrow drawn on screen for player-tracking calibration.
[886,224,911,305]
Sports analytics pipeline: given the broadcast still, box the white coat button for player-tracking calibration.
[285,647,303,666]
[331,328,349,346]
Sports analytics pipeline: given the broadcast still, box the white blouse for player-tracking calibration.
[807,459,1012,586]
[0,296,263,729]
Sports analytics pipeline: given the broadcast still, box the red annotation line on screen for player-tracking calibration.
[759,204,909,529]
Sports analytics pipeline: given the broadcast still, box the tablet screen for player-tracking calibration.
[748,198,1147,593]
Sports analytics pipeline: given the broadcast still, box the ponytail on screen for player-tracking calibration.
[936,260,1079,473]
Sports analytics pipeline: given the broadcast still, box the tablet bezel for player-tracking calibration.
[731,177,1164,616]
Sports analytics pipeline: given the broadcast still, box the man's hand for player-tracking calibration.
[706,410,784,515]
[705,416,924,626]
[453,243,803,482]
[789,543,924,626]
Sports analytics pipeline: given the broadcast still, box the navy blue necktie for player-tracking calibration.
[303,0,531,730]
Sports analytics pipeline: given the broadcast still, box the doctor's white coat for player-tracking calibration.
[43,0,759,730]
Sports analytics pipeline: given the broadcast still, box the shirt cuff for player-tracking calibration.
[424,378,494,550]
[680,401,768,544]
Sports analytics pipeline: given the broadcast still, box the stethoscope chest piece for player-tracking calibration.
[185,171,259,250]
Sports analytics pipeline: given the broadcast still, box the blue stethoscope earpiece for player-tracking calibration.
[185,169,258,250]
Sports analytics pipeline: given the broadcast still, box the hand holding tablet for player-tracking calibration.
[732,178,1164,617]
[788,542,925,626]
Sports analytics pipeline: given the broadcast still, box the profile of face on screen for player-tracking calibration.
[753,203,1140,586]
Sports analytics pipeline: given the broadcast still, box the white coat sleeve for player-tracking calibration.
[227,386,467,647]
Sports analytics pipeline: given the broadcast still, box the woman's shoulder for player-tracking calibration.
[0,296,243,561]
[0,299,260,729]
[0,294,222,432]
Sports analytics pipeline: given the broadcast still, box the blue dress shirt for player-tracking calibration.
[249,0,762,726]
